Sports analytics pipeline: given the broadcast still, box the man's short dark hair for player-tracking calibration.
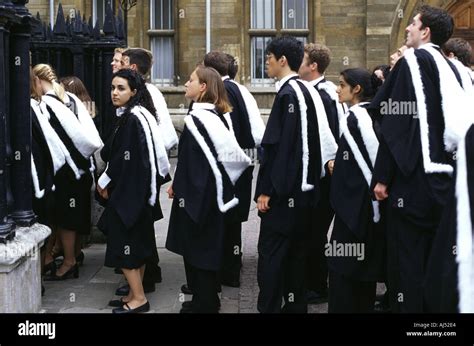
[442,37,473,67]
[304,43,331,74]
[122,48,153,76]
[204,51,229,76]
[266,36,304,72]
[226,54,239,80]
[418,5,454,47]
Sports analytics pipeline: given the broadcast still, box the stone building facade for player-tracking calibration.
[27,0,474,108]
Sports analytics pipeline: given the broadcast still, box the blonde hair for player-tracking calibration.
[114,47,125,54]
[32,64,65,102]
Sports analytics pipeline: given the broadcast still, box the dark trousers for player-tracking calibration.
[219,218,242,284]
[328,270,376,313]
[257,223,308,313]
[186,260,220,313]
[306,183,332,293]
[386,208,435,313]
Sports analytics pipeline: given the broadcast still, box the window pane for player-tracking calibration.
[251,0,275,29]
[153,0,174,29]
[96,0,114,29]
[151,36,174,86]
[251,36,274,85]
[283,0,307,29]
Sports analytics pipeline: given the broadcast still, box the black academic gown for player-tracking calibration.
[329,107,385,283]
[305,79,341,294]
[31,105,56,226]
[424,124,474,312]
[98,111,165,269]
[369,47,462,312]
[255,76,321,313]
[45,95,93,234]
[223,79,255,222]
[166,110,234,272]
[255,77,321,231]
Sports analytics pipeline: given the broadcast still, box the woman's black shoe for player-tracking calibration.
[44,264,79,281]
[108,297,127,307]
[181,284,193,295]
[42,261,57,276]
[76,251,85,266]
[113,301,150,314]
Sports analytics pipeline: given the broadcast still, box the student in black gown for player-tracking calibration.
[328,68,385,313]
[30,69,60,282]
[298,43,344,304]
[370,5,471,312]
[203,51,265,288]
[424,122,474,313]
[166,65,251,313]
[255,36,328,313]
[97,69,170,313]
[33,64,103,281]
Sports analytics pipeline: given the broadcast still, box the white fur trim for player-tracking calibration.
[317,80,347,138]
[190,108,251,185]
[30,155,45,199]
[30,99,66,174]
[288,80,314,192]
[184,114,241,213]
[404,48,454,175]
[132,108,158,206]
[340,106,380,223]
[455,132,474,312]
[146,83,178,151]
[229,80,265,147]
[31,99,81,179]
[41,93,102,160]
[134,106,171,179]
[298,79,338,178]
[421,45,474,152]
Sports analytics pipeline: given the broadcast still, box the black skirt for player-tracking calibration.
[99,205,156,269]
[53,165,93,234]
[32,192,56,227]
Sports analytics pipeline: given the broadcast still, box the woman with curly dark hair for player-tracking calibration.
[97,69,170,313]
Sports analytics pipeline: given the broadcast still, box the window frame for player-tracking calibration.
[148,0,178,86]
[92,0,116,30]
[246,0,311,87]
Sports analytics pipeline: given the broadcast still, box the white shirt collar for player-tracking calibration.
[222,75,230,81]
[192,102,216,111]
[116,107,126,117]
[275,73,299,92]
[419,42,440,50]
[309,76,325,87]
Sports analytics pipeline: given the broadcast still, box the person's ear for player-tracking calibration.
[353,84,361,95]
[199,82,207,93]
[311,62,318,72]
[421,26,431,41]
[280,55,287,66]
[131,89,137,96]
[130,63,138,72]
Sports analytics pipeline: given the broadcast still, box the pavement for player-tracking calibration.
[40,160,381,313]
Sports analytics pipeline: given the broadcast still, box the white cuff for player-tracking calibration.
[98,172,111,189]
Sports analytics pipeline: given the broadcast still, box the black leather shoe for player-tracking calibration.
[109,297,127,307]
[115,284,130,296]
[221,279,240,288]
[181,284,193,295]
[306,290,328,304]
[44,264,79,281]
[112,301,150,314]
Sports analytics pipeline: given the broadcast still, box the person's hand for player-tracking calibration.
[257,194,271,213]
[97,185,109,200]
[167,184,175,199]
[327,160,335,175]
[374,183,389,201]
